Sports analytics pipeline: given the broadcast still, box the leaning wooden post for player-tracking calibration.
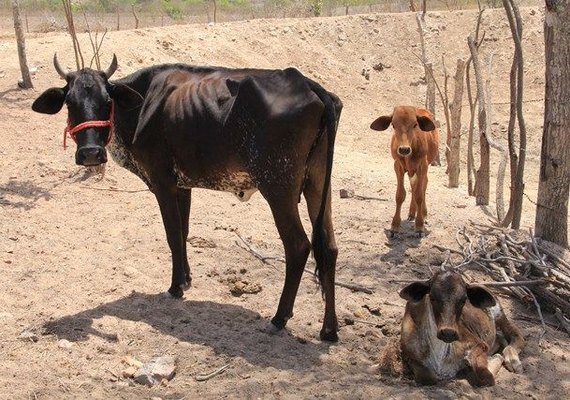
[12,0,33,89]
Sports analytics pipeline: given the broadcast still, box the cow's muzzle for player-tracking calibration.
[397,146,412,157]
[76,146,107,166]
[437,328,459,343]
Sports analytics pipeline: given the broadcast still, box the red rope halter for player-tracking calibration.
[63,103,114,149]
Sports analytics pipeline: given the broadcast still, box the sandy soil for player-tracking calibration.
[0,7,568,399]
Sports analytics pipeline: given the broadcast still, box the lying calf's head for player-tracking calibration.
[400,271,496,343]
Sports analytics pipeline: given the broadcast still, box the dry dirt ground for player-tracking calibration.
[1,7,569,400]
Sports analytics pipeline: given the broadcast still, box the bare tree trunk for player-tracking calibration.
[116,7,120,31]
[465,5,485,196]
[466,62,477,196]
[536,0,570,247]
[213,0,217,23]
[503,0,527,229]
[415,12,441,166]
[468,33,490,206]
[484,53,508,221]
[501,0,527,228]
[12,0,32,89]
[448,59,465,188]
[425,63,436,117]
[442,58,451,171]
[131,4,139,29]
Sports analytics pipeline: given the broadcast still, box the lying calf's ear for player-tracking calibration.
[370,115,392,131]
[467,285,496,309]
[400,281,430,302]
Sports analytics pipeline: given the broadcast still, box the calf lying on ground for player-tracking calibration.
[399,270,525,386]
[370,106,439,237]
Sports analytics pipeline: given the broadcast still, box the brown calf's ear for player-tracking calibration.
[467,285,497,309]
[370,115,392,131]
[417,115,436,132]
[400,281,430,302]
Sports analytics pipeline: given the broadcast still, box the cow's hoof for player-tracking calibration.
[266,321,287,336]
[407,216,415,221]
[503,346,522,373]
[269,316,287,331]
[167,285,186,299]
[388,230,398,238]
[415,230,425,238]
[319,328,339,342]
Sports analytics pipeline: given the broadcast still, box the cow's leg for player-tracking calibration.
[304,178,339,342]
[154,185,192,298]
[408,173,418,221]
[264,195,311,334]
[413,164,428,236]
[391,161,406,236]
[177,188,192,287]
[495,310,525,373]
[465,343,496,387]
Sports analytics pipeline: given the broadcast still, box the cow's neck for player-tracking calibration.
[410,297,464,378]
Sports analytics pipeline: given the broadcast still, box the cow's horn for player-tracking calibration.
[53,53,67,80]
[105,54,118,79]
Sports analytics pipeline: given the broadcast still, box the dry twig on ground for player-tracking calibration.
[233,230,374,294]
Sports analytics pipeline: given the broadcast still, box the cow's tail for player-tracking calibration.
[309,84,342,288]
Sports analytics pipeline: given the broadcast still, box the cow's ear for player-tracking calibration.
[370,115,392,131]
[226,78,240,97]
[417,115,436,132]
[108,83,143,110]
[467,285,496,309]
[32,87,66,114]
[400,281,430,302]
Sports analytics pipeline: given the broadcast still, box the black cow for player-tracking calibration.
[32,55,343,341]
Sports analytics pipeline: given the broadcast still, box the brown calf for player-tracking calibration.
[370,106,439,237]
[399,270,525,386]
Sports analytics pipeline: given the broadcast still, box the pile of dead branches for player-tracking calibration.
[434,223,570,336]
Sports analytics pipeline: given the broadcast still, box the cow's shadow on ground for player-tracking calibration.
[0,179,53,210]
[42,291,327,371]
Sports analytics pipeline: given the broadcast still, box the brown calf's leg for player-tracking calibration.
[413,164,429,236]
[408,173,417,221]
[391,161,406,236]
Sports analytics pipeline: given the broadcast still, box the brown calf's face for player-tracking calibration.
[370,106,435,158]
[400,271,496,343]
